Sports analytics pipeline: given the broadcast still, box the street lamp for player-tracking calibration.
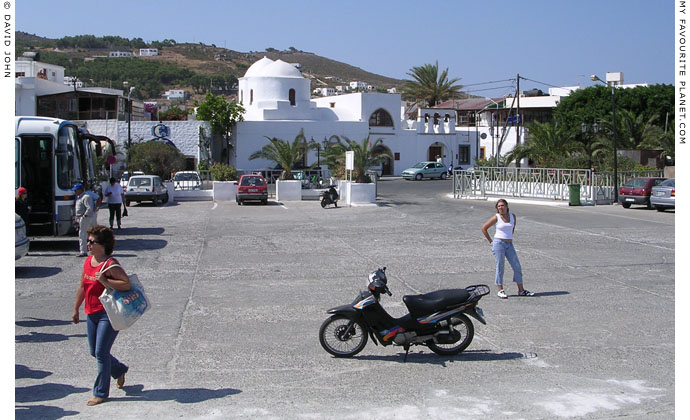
[590,74,618,202]
[123,81,136,150]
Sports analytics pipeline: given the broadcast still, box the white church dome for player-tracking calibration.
[259,59,303,78]
[244,57,274,77]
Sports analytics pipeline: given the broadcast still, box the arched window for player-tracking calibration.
[289,89,296,106]
[368,108,394,127]
[240,90,244,105]
[250,89,253,105]
[444,114,450,123]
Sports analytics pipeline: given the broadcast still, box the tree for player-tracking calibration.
[401,61,462,107]
[506,121,580,168]
[195,92,245,163]
[248,130,307,180]
[127,141,186,179]
[324,135,392,183]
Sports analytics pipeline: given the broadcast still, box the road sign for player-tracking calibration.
[106,155,117,165]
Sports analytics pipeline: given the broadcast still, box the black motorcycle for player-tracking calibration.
[320,186,339,208]
[319,267,489,360]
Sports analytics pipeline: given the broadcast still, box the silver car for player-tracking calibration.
[650,178,675,211]
[15,214,29,260]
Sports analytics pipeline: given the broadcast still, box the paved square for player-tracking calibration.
[15,179,675,419]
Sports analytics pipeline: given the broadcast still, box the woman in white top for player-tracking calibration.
[481,199,534,299]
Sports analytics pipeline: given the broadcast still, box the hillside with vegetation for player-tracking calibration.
[16,32,404,105]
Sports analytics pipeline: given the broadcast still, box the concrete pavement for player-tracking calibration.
[15,179,675,419]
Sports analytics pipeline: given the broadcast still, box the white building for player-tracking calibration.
[109,50,133,58]
[232,57,475,175]
[313,87,335,97]
[164,89,188,101]
[349,81,367,90]
[64,76,83,88]
[139,48,159,56]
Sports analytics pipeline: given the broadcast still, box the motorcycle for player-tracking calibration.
[319,267,489,361]
[320,186,339,208]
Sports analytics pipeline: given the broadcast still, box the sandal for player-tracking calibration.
[117,372,126,389]
[497,290,507,299]
[518,290,535,296]
[86,397,107,406]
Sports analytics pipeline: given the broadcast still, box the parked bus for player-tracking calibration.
[15,116,114,236]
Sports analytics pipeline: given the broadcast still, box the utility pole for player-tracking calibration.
[516,73,521,168]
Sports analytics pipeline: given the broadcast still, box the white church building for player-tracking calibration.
[232,57,476,176]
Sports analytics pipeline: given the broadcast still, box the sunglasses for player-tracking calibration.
[86,239,102,245]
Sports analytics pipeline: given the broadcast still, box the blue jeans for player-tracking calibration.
[86,310,128,398]
[491,240,523,286]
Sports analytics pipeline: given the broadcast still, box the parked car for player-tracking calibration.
[618,177,667,208]
[15,213,29,260]
[125,175,169,206]
[237,174,268,205]
[173,171,202,191]
[121,170,144,190]
[402,161,448,180]
[650,178,675,211]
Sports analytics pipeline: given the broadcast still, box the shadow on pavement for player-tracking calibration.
[15,383,90,403]
[16,364,52,380]
[15,405,79,420]
[120,384,241,403]
[355,349,526,364]
[15,267,62,278]
[116,227,165,236]
[16,332,86,343]
[16,318,73,328]
[112,238,167,251]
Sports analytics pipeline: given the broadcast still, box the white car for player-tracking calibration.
[15,214,29,260]
[125,175,169,206]
[121,170,144,190]
[173,171,202,191]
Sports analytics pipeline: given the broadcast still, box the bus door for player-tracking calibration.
[18,135,56,236]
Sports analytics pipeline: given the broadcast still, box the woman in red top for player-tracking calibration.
[72,225,131,406]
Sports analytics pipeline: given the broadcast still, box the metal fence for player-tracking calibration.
[453,167,664,203]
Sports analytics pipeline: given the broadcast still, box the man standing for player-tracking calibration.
[104,177,125,229]
[73,183,96,257]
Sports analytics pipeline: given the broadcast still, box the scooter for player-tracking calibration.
[320,186,339,208]
[319,267,489,361]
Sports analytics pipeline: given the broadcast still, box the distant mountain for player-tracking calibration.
[15,31,405,98]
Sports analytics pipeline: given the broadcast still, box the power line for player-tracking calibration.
[466,85,515,94]
[462,79,515,87]
[519,75,576,91]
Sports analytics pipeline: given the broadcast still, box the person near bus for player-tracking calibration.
[104,178,125,230]
[73,183,96,257]
[15,187,31,225]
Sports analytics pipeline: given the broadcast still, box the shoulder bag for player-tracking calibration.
[98,259,150,331]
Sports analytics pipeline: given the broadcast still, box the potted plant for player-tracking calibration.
[249,130,307,201]
[211,162,239,201]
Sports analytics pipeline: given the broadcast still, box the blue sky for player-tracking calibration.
[17,0,673,95]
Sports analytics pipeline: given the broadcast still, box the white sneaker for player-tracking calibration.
[497,290,508,299]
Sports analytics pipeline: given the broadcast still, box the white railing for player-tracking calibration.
[453,167,664,203]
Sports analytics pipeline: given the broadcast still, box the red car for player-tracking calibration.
[618,177,666,208]
[236,174,268,205]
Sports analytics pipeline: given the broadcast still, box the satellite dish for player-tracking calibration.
[480,133,487,139]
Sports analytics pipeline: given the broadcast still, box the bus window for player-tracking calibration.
[57,125,80,189]
[15,138,20,189]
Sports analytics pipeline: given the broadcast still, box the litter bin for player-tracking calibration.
[568,184,581,206]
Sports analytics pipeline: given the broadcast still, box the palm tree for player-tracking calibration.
[249,130,307,180]
[324,135,392,182]
[401,61,463,107]
[507,121,580,167]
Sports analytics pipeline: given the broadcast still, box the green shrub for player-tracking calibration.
[210,162,237,181]
[128,141,185,179]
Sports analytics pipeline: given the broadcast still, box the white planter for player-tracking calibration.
[276,180,302,201]
[338,181,376,204]
[213,181,237,201]
[350,182,376,203]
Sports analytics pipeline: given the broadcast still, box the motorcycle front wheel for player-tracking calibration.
[319,315,368,357]
[427,314,474,355]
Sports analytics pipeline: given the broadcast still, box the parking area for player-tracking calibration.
[15,179,675,419]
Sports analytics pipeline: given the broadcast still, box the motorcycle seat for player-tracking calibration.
[403,289,470,316]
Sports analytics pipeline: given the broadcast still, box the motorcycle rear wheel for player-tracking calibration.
[321,199,327,208]
[319,315,368,357]
[427,314,474,355]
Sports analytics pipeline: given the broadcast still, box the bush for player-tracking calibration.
[210,163,237,181]
[128,141,185,179]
